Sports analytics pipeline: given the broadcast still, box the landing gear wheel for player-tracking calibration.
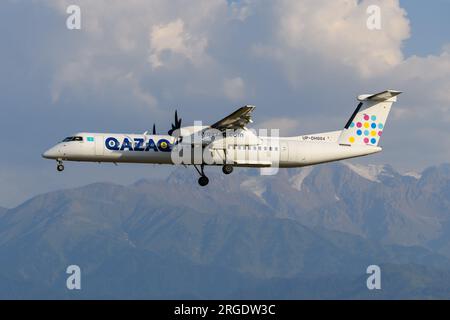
[198,176,209,187]
[57,164,65,172]
[222,164,233,175]
[194,164,209,186]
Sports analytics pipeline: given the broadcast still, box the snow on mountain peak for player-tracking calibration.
[403,171,422,179]
[289,167,314,191]
[240,178,267,202]
[342,162,391,182]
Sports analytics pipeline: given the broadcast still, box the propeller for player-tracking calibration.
[152,124,156,135]
[168,110,182,136]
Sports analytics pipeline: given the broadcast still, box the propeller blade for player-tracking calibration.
[168,110,182,136]
[152,124,156,135]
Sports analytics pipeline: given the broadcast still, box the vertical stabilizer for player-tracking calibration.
[338,90,401,146]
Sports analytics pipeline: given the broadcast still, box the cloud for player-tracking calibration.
[223,77,246,102]
[37,1,450,144]
[148,19,209,69]
[254,0,409,81]
[257,117,300,136]
[43,0,227,109]
[23,1,450,134]
[390,47,450,109]
[247,1,450,149]
[229,0,254,21]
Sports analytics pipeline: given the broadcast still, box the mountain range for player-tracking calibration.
[0,162,450,299]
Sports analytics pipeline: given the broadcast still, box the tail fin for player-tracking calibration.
[338,90,401,146]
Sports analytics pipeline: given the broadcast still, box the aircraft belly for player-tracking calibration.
[299,142,381,165]
[104,151,173,164]
[66,151,173,164]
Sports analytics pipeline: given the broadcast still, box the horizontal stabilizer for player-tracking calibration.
[358,90,402,102]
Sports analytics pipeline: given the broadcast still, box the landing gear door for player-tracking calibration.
[280,141,289,162]
[95,136,104,156]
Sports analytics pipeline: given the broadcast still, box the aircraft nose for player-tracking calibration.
[42,147,59,159]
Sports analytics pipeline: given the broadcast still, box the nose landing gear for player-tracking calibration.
[56,160,65,172]
[194,164,209,186]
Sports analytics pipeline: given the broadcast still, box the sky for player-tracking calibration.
[0,0,449,207]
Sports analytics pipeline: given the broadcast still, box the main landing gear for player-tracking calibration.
[222,164,233,175]
[56,160,65,172]
[194,164,234,186]
[194,164,209,186]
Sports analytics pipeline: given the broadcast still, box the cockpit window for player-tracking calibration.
[62,136,83,142]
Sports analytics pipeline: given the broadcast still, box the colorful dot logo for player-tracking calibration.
[348,114,384,145]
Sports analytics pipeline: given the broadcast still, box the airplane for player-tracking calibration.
[43,90,401,186]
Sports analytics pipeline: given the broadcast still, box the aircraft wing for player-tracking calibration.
[211,105,256,131]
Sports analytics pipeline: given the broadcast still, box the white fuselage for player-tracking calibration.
[42,130,382,168]
[42,90,399,186]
